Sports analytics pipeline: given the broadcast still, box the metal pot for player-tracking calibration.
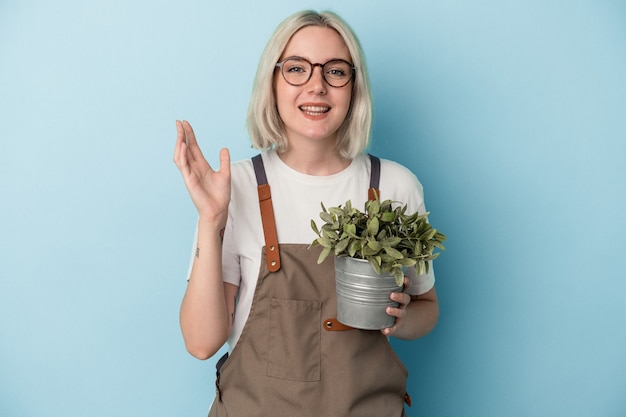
[334,256,402,330]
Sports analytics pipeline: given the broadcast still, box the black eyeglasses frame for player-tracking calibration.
[275,56,356,88]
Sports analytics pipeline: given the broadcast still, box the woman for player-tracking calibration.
[173,10,438,417]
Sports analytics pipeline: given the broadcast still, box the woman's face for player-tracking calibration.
[275,26,353,149]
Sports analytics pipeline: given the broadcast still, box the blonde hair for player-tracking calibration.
[246,10,372,159]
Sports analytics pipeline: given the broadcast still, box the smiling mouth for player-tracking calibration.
[299,105,330,116]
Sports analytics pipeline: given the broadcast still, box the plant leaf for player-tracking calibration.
[329,207,345,216]
[419,228,437,241]
[392,268,405,286]
[320,211,334,224]
[380,254,397,263]
[317,246,332,264]
[366,239,382,252]
[368,199,380,215]
[383,236,402,247]
[417,261,426,275]
[343,223,357,237]
[367,216,379,236]
[397,258,417,267]
[381,212,396,222]
[334,237,350,255]
[318,236,332,249]
[322,228,338,239]
[350,239,362,255]
[310,219,320,235]
[384,246,404,260]
[432,240,446,250]
[366,256,382,274]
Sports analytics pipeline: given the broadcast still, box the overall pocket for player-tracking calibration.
[266,298,321,381]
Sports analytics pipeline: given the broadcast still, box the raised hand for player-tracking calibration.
[173,120,231,227]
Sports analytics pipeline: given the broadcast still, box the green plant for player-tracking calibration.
[310,198,446,286]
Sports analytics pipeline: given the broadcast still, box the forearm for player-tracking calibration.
[179,219,232,359]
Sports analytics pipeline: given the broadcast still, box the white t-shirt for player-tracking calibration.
[188,150,435,350]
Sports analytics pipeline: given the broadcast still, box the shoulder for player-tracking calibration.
[230,157,254,176]
[376,157,426,213]
[227,157,259,216]
[379,158,422,189]
[229,157,256,191]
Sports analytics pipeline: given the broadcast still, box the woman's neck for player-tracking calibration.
[277,143,350,176]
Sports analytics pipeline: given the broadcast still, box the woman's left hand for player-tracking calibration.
[381,277,412,337]
[381,279,439,340]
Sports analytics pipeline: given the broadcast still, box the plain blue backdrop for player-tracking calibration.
[1,1,625,416]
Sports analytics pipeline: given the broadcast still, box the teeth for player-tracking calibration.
[300,105,329,114]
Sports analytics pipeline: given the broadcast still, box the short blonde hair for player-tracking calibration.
[246,10,372,159]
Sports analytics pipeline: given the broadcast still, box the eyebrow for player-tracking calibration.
[281,55,352,64]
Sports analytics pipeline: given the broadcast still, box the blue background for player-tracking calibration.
[1,1,625,416]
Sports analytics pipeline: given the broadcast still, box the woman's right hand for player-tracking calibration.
[173,120,231,227]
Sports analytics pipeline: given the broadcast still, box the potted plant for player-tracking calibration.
[310,197,446,329]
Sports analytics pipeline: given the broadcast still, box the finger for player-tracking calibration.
[173,140,191,178]
[174,123,193,177]
[382,322,397,336]
[218,148,231,176]
[387,304,406,317]
[183,120,206,163]
[179,141,190,173]
[390,291,410,307]
[184,121,211,168]
[176,119,184,142]
[182,120,195,145]
[174,120,185,165]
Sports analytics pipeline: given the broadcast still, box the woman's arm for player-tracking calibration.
[179,220,239,359]
[173,120,234,359]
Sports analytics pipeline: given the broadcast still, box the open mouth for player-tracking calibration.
[299,105,330,116]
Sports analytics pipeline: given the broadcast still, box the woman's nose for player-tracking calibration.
[308,65,327,93]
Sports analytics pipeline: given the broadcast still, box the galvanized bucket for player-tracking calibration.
[334,256,402,330]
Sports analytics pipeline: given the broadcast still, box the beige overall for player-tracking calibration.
[208,155,410,417]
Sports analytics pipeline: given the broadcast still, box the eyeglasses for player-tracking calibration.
[275,57,355,88]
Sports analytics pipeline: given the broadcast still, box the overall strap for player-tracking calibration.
[368,154,381,201]
[251,154,281,272]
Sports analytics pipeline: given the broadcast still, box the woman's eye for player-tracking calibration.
[287,66,307,73]
[328,69,347,77]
